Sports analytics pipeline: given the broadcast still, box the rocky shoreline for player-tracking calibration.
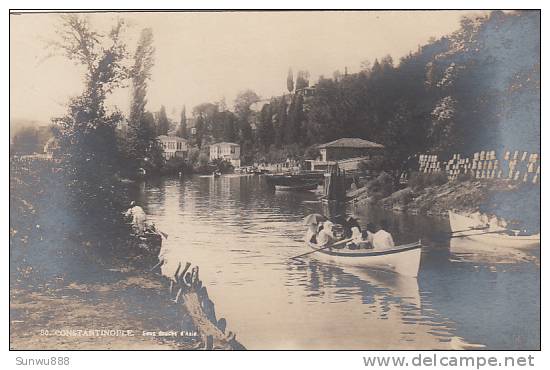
[351,176,540,229]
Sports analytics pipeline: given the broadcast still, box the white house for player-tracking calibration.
[209,142,241,168]
[157,135,188,160]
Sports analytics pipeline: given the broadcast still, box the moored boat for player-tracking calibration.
[265,172,324,186]
[306,239,423,278]
[275,182,319,192]
[448,211,540,249]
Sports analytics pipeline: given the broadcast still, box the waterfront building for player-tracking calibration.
[210,142,241,168]
[157,135,188,160]
[306,137,384,171]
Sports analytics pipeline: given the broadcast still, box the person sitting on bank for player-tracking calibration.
[317,221,336,247]
[372,220,395,249]
[124,201,148,235]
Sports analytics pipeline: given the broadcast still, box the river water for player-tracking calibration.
[134,174,540,350]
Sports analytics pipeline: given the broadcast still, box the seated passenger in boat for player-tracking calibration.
[317,221,336,247]
[362,223,377,247]
[305,224,318,244]
[372,220,395,249]
[343,215,361,238]
[346,222,375,250]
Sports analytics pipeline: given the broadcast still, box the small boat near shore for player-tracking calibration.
[275,182,319,192]
[306,239,423,277]
[448,211,540,249]
[266,172,324,185]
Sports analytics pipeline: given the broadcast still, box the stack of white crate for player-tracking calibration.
[416,150,539,183]
[418,154,441,174]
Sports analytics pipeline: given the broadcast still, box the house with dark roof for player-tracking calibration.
[307,137,384,171]
[318,138,384,161]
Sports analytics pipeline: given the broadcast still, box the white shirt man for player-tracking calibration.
[125,202,147,234]
[351,227,362,243]
[372,229,395,249]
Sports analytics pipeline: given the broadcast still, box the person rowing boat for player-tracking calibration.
[304,214,376,251]
[298,213,422,277]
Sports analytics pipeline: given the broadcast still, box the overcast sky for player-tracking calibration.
[10,11,488,123]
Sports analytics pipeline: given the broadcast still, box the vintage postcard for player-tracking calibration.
[9,10,540,352]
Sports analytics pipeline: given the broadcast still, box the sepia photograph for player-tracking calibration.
[9,9,540,352]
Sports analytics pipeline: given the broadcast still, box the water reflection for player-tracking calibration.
[135,175,539,350]
[450,237,539,265]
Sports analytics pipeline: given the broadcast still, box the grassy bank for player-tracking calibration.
[10,271,197,350]
[10,157,243,350]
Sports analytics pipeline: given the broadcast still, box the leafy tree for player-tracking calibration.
[221,111,239,143]
[286,93,305,144]
[234,89,260,119]
[295,70,310,90]
[186,147,200,166]
[11,126,40,154]
[233,90,260,164]
[192,102,220,144]
[257,103,274,149]
[198,152,210,167]
[194,114,206,148]
[274,96,288,147]
[49,14,130,242]
[51,15,128,180]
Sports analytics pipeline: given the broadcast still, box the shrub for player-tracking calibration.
[386,187,415,205]
[304,145,320,160]
[212,158,234,173]
[366,171,395,198]
[161,157,191,175]
[187,147,200,165]
[456,172,474,182]
[408,171,448,190]
[358,157,385,173]
[198,153,210,167]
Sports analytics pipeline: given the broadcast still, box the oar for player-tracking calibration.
[290,244,335,260]
[290,238,353,260]
[450,229,515,239]
[450,226,489,234]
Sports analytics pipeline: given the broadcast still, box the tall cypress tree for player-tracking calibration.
[287,68,294,94]
[127,28,155,162]
[156,105,170,136]
[177,105,187,138]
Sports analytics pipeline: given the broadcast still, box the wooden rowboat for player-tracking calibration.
[448,211,540,249]
[275,182,319,192]
[306,239,422,278]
